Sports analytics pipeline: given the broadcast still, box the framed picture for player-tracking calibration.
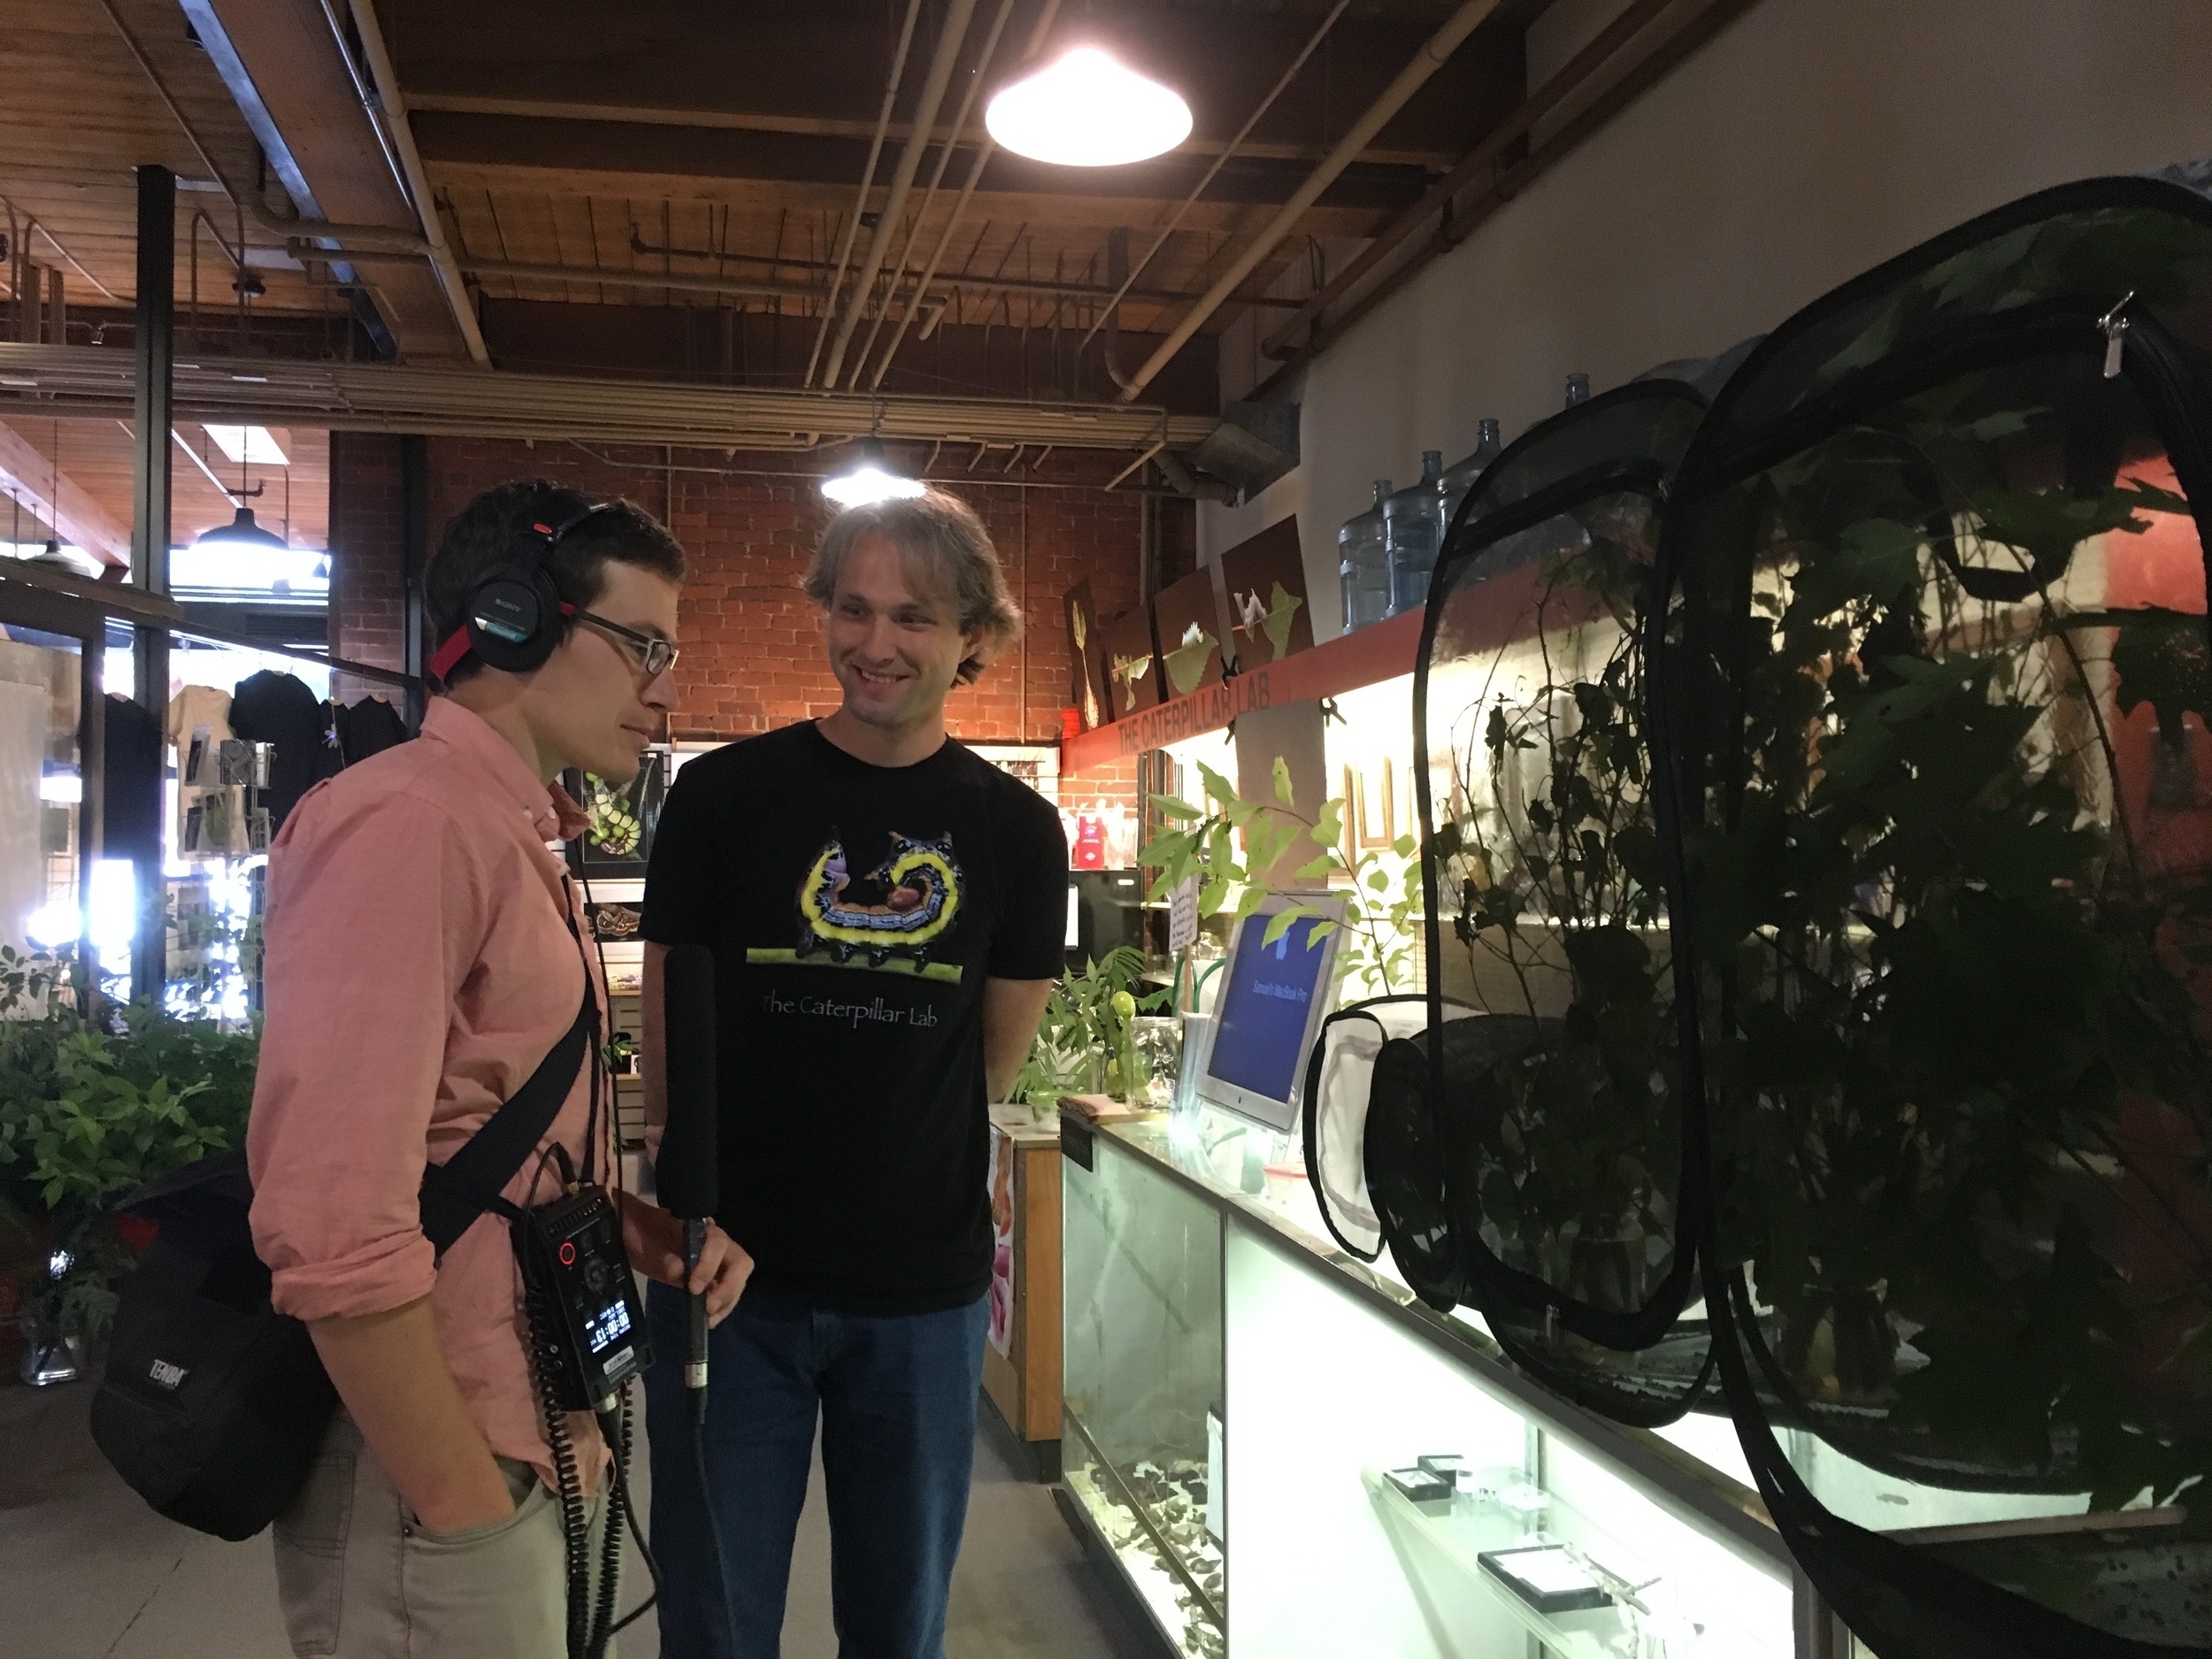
[1219,517,1313,670]
[968,741,1061,806]
[1152,565,1230,700]
[1063,578,1112,732]
[562,749,668,879]
[1099,604,1163,720]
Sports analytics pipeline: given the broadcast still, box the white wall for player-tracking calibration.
[1201,0,2212,630]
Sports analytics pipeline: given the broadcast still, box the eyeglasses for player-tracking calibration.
[572,608,680,679]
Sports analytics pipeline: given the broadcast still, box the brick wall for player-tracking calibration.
[327,436,1162,759]
[326,431,407,701]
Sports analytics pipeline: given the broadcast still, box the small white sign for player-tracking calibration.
[1168,876,1201,955]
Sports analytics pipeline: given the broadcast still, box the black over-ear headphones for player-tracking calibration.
[429,500,620,683]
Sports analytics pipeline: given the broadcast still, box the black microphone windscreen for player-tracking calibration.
[656,944,719,1219]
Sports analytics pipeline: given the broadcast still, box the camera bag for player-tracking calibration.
[88,979,595,1540]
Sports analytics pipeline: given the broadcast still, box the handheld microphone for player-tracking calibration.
[656,945,719,1399]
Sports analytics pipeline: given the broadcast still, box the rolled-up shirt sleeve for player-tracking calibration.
[248,787,485,1322]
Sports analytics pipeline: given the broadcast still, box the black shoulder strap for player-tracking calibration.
[416,974,597,1259]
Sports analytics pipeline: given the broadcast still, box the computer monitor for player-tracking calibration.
[1197,893,1345,1133]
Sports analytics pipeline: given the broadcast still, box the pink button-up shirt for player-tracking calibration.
[248,697,614,1485]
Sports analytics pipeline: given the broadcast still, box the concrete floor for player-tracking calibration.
[0,1379,1153,1658]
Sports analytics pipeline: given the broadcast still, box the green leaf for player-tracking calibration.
[1293,853,1335,881]
[1262,908,1304,948]
[1197,761,1238,808]
[1150,794,1202,822]
[1272,755,1295,808]
[1393,833,1417,857]
[1785,518,1924,625]
[2108,606,2212,747]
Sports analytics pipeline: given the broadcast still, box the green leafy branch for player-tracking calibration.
[1140,756,1423,998]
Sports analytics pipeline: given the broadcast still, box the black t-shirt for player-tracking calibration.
[229,669,323,831]
[642,723,1067,1313]
[102,695,164,869]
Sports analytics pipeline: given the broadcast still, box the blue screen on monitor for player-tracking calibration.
[1207,910,1333,1107]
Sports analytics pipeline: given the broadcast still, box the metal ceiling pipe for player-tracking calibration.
[345,0,490,364]
[310,246,820,301]
[1076,0,1350,366]
[806,0,925,387]
[1115,0,1502,403]
[862,0,1063,389]
[849,0,1019,387]
[0,342,1218,453]
[96,0,448,326]
[1262,0,1674,359]
[818,0,979,388]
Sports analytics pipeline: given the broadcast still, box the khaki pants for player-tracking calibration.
[272,1413,612,1659]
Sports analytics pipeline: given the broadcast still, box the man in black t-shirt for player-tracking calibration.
[641,489,1064,1659]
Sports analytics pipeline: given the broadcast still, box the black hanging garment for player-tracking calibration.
[102,693,165,872]
[227,670,323,831]
[337,696,410,765]
[1393,377,1717,1426]
[1651,161,2212,1657]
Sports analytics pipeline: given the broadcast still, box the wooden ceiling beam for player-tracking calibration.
[190,0,471,359]
[422,161,1391,243]
[0,418,130,564]
[413,116,1430,220]
[402,93,1463,171]
[383,0,1526,164]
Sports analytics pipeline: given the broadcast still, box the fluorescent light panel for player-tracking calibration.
[201,424,288,466]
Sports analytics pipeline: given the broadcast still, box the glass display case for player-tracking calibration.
[1061,1118,1227,1659]
[1064,1103,1808,1659]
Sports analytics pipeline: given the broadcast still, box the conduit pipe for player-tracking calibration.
[1079,0,1350,373]
[849,0,1019,388]
[0,342,1218,454]
[1261,0,1674,359]
[346,0,492,363]
[806,0,926,387]
[1115,0,1501,403]
[818,0,979,388]
[862,0,1063,389]
[94,0,455,303]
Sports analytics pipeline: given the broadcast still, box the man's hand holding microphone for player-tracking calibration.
[620,942,747,1329]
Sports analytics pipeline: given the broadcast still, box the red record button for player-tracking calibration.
[559,1240,577,1266]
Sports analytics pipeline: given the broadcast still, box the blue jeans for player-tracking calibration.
[644,1281,991,1659]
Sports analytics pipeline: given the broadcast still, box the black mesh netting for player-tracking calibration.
[1653,166,2212,1655]
[1391,380,1715,1425]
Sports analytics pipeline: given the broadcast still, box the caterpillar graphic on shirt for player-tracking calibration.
[792,830,964,970]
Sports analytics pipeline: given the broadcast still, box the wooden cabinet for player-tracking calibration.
[982,1106,1064,1479]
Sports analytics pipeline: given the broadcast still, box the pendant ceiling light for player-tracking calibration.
[195,506,290,550]
[822,439,927,510]
[986,47,1193,167]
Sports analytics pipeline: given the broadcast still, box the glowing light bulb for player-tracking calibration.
[986,47,1193,168]
[822,440,928,510]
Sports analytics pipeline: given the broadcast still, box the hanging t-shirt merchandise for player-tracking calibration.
[227,669,322,831]
[643,723,1068,1313]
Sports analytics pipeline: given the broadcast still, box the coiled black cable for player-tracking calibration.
[526,1289,593,1659]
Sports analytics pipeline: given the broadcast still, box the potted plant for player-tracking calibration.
[1009,947,1169,1113]
[1686,391,2212,1506]
[1425,525,1681,1349]
[0,946,257,1382]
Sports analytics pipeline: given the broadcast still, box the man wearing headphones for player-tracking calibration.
[248,480,752,1658]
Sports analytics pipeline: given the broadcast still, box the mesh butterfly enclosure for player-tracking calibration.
[1652,165,2212,1655]
[1392,379,1713,1425]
